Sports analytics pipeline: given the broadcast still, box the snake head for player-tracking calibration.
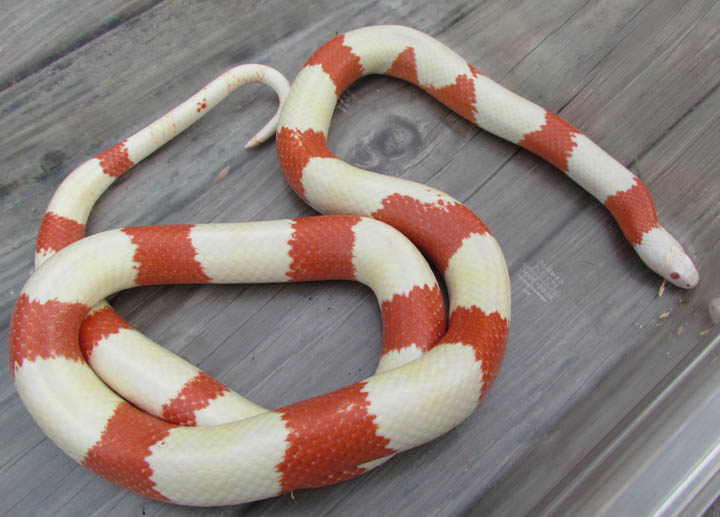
[635,226,699,288]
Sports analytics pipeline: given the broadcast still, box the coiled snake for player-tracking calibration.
[9,25,698,506]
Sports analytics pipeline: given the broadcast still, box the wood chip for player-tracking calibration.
[710,298,720,325]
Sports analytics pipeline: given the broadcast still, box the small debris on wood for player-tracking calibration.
[709,298,720,325]
[211,166,230,186]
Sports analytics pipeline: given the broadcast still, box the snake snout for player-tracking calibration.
[635,226,699,289]
[667,251,699,289]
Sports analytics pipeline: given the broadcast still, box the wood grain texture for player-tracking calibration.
[1,0,719,515]
[0,0,160,90]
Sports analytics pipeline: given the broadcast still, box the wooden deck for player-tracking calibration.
[1,1,719,515]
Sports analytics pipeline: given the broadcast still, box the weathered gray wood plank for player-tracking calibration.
[1,0,718,515]
[0,0,160,89]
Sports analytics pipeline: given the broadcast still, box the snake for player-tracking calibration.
[9,25,699,506]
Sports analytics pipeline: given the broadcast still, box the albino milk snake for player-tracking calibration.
[9,26,699,506]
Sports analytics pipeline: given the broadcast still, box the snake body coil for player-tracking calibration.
[9,26,698,506]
